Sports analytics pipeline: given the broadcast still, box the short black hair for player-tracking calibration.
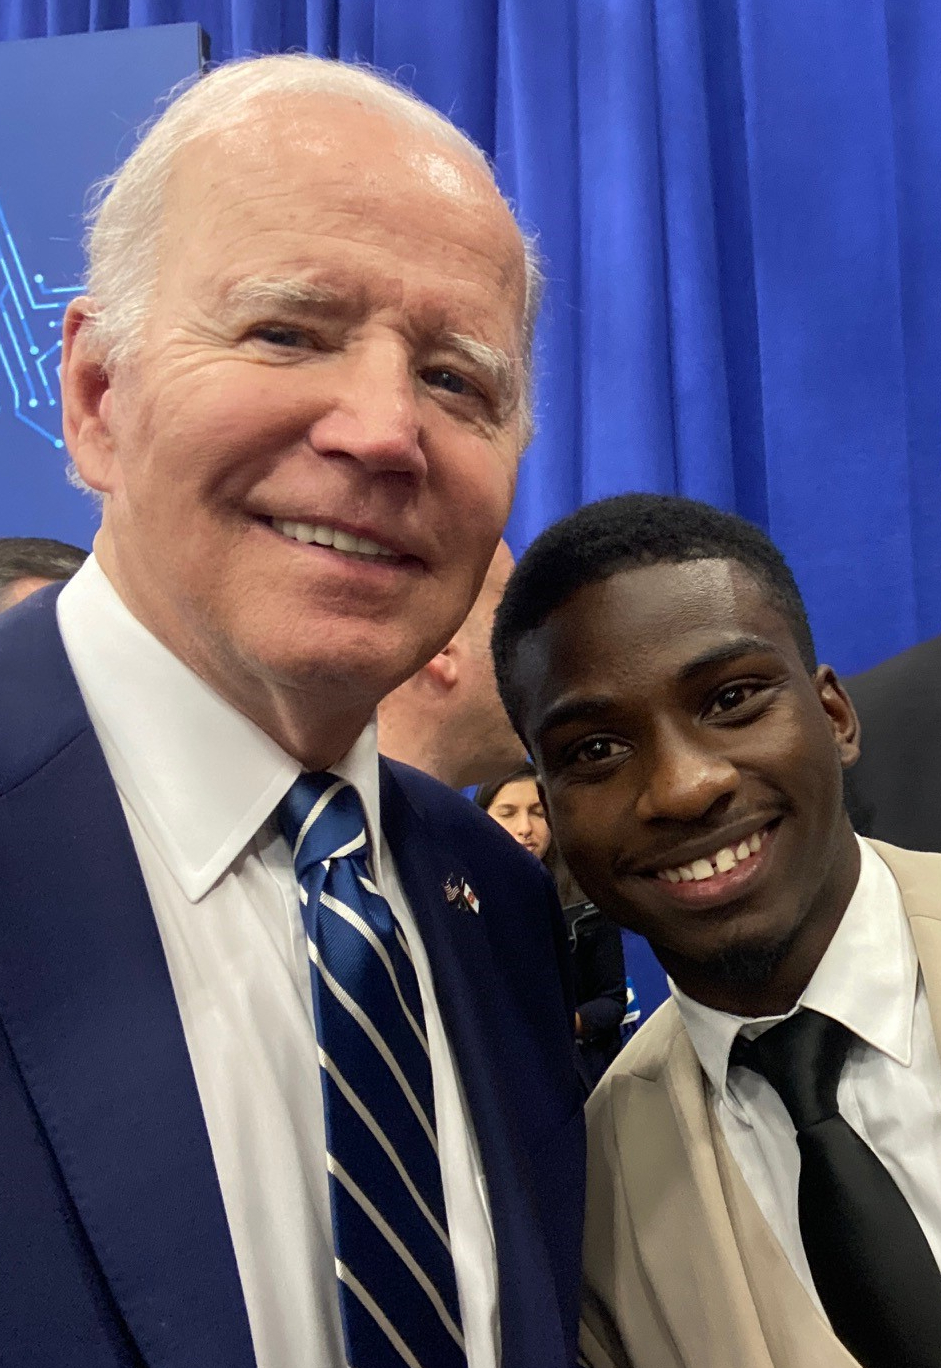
[0,537,89,608]
[492,493,816,732]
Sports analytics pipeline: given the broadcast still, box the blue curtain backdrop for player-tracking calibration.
[3,0,941,676]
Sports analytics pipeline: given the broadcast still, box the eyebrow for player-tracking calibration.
[219,280,519,414]
[535,636,786,738]
[676,635,786,681]
[221,276,341,314]
[537,695,619,737]
[445,332,519,415]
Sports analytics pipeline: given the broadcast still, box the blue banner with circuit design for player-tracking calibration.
[0,23,205,543]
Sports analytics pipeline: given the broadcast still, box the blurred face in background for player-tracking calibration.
[486,776,550,858]
[0,577,56,612]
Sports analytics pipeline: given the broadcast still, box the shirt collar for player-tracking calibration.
[672,836,919,1107]
[56,555,383,901]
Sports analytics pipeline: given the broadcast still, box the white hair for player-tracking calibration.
[82,53,541,436]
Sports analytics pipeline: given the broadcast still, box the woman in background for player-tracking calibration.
[476,764,627,1091]
[474,763,551,859]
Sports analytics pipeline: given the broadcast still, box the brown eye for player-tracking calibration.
[707,682,763,717]
[574,737,628,763]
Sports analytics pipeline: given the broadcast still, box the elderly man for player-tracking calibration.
[378,539,527,788]
[0,56,583,1368]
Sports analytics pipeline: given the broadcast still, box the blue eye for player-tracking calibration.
[254,327,306,347]
[423,367,472,395]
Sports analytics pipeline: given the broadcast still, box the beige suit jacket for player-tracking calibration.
[579,839,941,1368]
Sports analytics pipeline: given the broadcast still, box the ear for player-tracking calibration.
[814,665,861,770]
[421,642,460,691]
[60,297,118,494]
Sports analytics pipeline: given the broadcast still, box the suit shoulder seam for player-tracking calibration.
[0,723,91,801]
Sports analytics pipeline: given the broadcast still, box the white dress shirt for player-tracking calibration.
[57,556,499,1368]
[672,836,941,1320]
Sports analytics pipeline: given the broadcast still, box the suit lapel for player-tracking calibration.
[709,1112,862,1365]
[618,842,941,1368]
[378,761,568,1368]
[0,592,255,1368]
[619,1025,776,1366]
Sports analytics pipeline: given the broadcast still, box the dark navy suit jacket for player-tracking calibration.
[846,633,941,853]
[0,587,584,1368]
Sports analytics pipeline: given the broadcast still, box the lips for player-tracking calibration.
[638,823,779,908]
[655,827,768,885]
[269,517,401,560]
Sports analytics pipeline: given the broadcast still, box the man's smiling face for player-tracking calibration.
[515,559,861,1014]
[64,93,526,751]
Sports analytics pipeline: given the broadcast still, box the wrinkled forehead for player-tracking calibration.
[156,92,526,298]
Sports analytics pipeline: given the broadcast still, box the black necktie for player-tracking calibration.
[730,1008,941,1368]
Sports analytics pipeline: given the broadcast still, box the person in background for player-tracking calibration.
[477,764,627,1092]
[475,762,550,858]
[0,535,88,612]
[0,54,584,1368]
[493,491,941,1368]
[378,540,526,788]
[845,636,941,851]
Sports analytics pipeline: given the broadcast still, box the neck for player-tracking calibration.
[95,542,377,772]
[229,683,374,772]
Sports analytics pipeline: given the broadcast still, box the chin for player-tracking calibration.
[699,929,797,992]
[240,614,397,677]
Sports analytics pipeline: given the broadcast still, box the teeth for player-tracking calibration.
[272,519,395,558]
[655,828,767,884]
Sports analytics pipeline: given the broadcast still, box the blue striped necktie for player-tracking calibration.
[278,772,468,1368]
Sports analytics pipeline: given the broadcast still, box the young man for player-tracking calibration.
[493,492,941,1368]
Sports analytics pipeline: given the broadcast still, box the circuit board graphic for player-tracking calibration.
[0,199,83,450]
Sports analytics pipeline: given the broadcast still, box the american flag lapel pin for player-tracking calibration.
[442,873,480,915]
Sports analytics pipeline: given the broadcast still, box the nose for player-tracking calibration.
[634,727,740,823]
[309,337,426,477]
[512,813,534,842]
